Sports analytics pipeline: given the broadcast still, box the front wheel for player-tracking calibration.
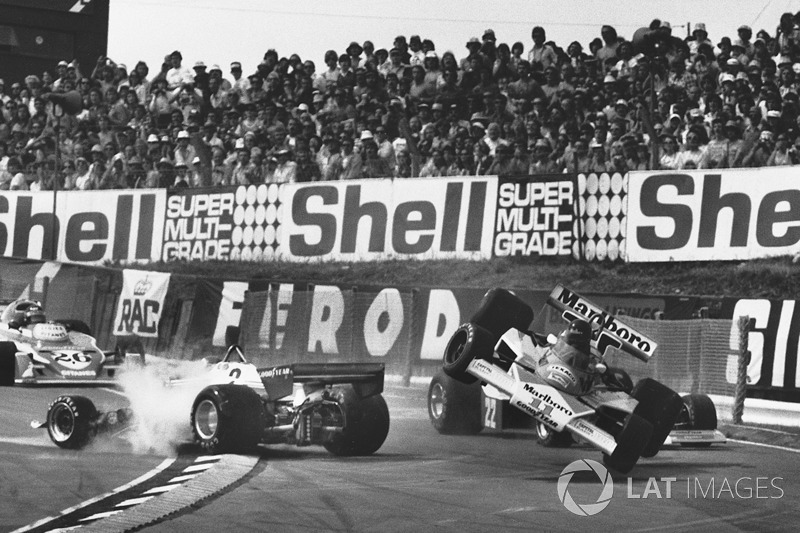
[427,371,482,435]
[603,413,653,474]
[191,384,264,454]
[324,386,390,456]
[442,323,495,384]
[535,421,574,447]
[46,395,98,449]
[632,378,683,458]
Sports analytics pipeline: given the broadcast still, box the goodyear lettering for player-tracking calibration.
[515,400,558,428]
[260,366,291,379]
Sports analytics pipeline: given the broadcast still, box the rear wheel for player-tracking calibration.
[427,371,482,435]
[679,394,718,447]
[442,322,495,384]
[603,413,652,474]
[191,384,264,454]
[46,396,98,449]
[0,341,17,387]
[535,421,574,447]
[632,378,683,458]
[324,385,390,456]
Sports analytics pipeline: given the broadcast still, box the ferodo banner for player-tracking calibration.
[114,269,171,337]
[627,168,800,261]
[494,175,575,257]
[281,177,497,261]
[0,190,166,263]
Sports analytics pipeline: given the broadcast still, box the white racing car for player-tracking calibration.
[34,343,390,456]
[428,285,724,473]
[0,299,137,386]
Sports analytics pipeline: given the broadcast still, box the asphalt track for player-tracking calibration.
[2,383,799,532]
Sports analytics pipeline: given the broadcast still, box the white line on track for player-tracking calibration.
[728,438,800,453]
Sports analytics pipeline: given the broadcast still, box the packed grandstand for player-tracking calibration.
[2,13,800,190]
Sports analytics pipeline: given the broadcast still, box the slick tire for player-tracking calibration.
[470,288,534,340]
[324,385,390,456]
[0,341,17,387]
[679,394,718,448]
[442,323,495,384]
[603,412,652,474]
[191,384,264,454]
[47,395,98,449]
[535,421,574,447]
[632,378,683,458]
[427,371,483,435]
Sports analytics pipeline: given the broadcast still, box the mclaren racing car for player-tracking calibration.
[0,299,136,386]
[428,285,724,473]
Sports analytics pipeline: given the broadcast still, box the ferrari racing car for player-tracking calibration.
[34,343,390,456]
[429,285,723,473]
[0,299,137,386]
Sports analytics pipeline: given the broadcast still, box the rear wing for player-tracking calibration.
[258,363,385,400]
[546,285,657,362]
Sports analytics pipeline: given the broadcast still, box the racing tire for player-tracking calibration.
[57,319,93,336]
[46,395,98,449]
[679,394,718,448]
[0,341,17,387]
[632,378,683,458]
[535,421,573,448]
[470,288,534,340]
[191,384,265,454]
[442,322,495,384]
[427,371,483,435]
[324,385,390,456]
[603,413,653,474]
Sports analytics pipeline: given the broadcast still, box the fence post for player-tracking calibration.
[732,315,751,424]
[403,289,419,387]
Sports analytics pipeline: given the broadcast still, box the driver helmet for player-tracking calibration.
[2,299,46,327]
[551,319,592,371]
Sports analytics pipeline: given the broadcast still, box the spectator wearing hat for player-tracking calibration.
[271,148,296,183]
[346,41,364,70]
[229,61,251,104]
[173,130,197,167]
[461,37,485,72]
[688,23,714,56]
[408,35,425,67]
[737,25,755,57]
[529,138,559,174]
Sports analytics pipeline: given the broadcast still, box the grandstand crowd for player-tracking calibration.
[3,13,800,190]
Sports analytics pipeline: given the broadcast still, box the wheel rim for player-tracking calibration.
[535,421,551,440]
[194,399,219,439]
[50,403,75,442]
[445,330,467,365]
[429,382,445,420]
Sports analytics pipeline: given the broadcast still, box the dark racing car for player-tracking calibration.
[0,299,133,386]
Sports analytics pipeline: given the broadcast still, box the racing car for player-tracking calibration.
[0,299,137,386]
[33,343,390,456]
[428,285,723,473]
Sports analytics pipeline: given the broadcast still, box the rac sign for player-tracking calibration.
[626,170,800,262]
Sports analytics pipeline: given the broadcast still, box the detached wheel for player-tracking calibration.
[47,396,98,449]
[324,385,390,456]
[632,378,683,458]
[680,394,718,447]
[191,384,264,454]
[442,322,495,384]
[603,413,652,474]
[0,341,17,387]
[428,371,482,435]
[535,421,573,447]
